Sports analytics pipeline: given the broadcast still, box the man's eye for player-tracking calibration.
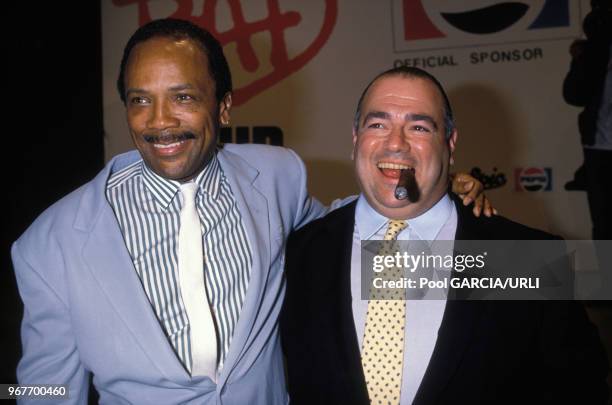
[176,94,194,102]
[367,122,384,129]
[130,96,149,105]
[413,125,431,133]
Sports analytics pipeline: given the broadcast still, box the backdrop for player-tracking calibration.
[102,0,592,239]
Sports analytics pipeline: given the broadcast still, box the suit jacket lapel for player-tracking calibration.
[318,202,371,399]
[332,203,364,374]
[215,147,271,387]
[413,195,484,404]
[77,158,191,382]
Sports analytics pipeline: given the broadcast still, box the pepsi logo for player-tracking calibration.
[515,167,553,192]
[392,0,579,52]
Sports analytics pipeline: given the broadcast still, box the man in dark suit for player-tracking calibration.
[280,66,609,404]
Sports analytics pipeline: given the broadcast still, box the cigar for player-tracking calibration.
[394,168,418,202]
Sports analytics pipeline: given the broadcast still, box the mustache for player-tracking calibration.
[143,131,196,144]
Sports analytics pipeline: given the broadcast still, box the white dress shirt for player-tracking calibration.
[106,154,252,373]
[351,193,457,404]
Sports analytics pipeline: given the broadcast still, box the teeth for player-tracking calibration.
[153,141,183,149]
[377,162,411,170]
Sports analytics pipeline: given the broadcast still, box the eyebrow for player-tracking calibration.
[169,84,195,92]
[125,84,196,96]
[406,113,438,130]
[125,88,145,96]
[362,111,390,125]
[362,111,438,130]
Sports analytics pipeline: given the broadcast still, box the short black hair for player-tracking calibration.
[117,18,232,104]
[353,66,455,139]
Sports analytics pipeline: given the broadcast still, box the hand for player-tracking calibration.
[569,39,586,58]
[450,172,498,217]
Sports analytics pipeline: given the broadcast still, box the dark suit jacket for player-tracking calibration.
[562,38,610,146]
[280,196,609,404]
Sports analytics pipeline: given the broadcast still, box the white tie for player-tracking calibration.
[178,182,217,378]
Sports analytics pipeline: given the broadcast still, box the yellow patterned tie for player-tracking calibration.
[362,220,408,405]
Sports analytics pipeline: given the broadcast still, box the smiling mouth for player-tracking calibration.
[143,132,196,155]
[144,131,196,145]
[377,162,414,178]
[153,141,185,149]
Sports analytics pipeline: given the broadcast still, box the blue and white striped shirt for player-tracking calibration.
[105,153,252,373]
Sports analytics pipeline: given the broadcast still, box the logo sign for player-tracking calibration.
[113,0,338,106]
[515,167,552,192]
[392,0,581,52]
[470,167,507,190]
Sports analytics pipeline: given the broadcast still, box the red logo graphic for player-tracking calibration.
[113,0,337,106]
[402,0,444,40]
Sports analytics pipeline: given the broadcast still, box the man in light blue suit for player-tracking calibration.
[12,19,488,404]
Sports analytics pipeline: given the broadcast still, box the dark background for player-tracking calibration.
[1,1,104,384]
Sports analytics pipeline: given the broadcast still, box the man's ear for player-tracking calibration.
[448,129,458,165]
[219,92,232,125]
[351,127,358,160]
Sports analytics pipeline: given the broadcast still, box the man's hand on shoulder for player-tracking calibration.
[451,172,498,218]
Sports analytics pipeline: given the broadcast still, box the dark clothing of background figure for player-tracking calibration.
[563,39,612,241]
[563,35,612,297]
[563,39,609,147]
[280,196,609,405]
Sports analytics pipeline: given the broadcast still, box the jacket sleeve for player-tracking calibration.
[562,42,609,107]
[285,148,327,231]
[12,240,89,405]
[285,148,357,231]
[563,54,593,106]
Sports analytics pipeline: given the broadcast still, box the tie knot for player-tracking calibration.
[384,220,407,241]
[180,182,199,205]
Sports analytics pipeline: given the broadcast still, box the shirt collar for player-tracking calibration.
[355,193,453,241]
[141,153,223,209]
[408,194,453,241]
[195,153,222,200]
[355,195,389,240]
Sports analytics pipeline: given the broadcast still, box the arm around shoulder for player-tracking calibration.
[283,148,327,231]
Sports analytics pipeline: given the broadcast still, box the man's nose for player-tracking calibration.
[386,126,410,152]
[146,101,180,130]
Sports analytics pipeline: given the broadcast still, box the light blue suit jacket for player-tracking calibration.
[12,144,327,404]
